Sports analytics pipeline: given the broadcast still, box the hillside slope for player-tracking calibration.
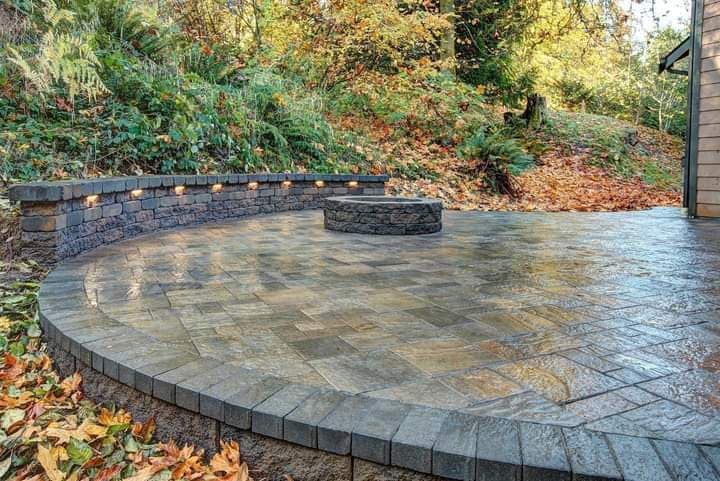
[382,112,683,211]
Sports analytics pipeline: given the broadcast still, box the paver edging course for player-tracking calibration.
[9,173,388,263]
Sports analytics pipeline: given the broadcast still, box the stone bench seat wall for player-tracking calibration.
[9,173,387,263]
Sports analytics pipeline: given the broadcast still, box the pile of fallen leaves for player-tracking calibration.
[337,110,684,212]
[0,279,254,481]
[389,147,681,211]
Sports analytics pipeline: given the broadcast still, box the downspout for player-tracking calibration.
[687,0,704,217]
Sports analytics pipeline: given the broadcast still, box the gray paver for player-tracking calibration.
[251,383,318,439]
[175,363,244,412]
[606,434,672,481]
[391,406,449,474]
[223,376,288,430]
[519,422,570,481]
[152,358,223,403]
[700,446,720,473]
[475,416,521,481]
[653,439,719,481]
[117,349,185,387]
[351,399,411,465]
[134,356,195,395]
[284,390,348,448]
[432,412,479,481]
[317,396,378,455]
[198,369,266,421]
[561,428,621,481]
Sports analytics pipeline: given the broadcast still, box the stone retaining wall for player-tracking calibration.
[9,174,387,263]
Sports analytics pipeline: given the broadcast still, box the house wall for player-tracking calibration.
[697,0,720,216]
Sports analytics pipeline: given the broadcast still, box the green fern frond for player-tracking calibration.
[41,0,75,28]
[8,29,109,103]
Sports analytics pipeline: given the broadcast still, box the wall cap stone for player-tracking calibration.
[9,174,390,202]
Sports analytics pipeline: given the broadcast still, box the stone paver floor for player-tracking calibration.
[70,208,720,445]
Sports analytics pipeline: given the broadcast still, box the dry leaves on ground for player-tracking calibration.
[388,145,680,212]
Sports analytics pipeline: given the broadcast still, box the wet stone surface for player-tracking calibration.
[43,208,720,457]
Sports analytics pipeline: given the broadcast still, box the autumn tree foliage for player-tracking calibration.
[265,0,452,89]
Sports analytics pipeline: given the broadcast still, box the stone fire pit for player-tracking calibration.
[324,196,442,234]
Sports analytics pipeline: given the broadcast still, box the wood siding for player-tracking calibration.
[697,0,720,216]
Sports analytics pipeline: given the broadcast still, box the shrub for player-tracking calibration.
[330,68,491,146]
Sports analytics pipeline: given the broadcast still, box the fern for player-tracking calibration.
[92,0,178,60]
[40,0,75,28]
[7,1,109,103]
[459,129,535,196]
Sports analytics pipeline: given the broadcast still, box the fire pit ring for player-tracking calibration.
[324,196,442,235]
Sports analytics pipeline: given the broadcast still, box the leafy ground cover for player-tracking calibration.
[0,266,256,481]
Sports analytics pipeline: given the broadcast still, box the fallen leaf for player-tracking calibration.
[38,444,65,481]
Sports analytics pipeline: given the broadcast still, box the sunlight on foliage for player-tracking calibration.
[0,0,685,208]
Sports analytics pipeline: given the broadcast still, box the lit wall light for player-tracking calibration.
[86,195,99,206]
[348,181,358,187]
[248,181,259,190]
[131,189,143,198]
[175,185,185,195]
[315,180,325,187]
[282,180,292,188]
[211,183,223,193]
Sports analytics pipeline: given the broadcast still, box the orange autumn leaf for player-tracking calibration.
[0,353,25,381]
[97,408,131,427]
[0,390,34,408]
[209,441,251,481]
[59,373,82,395]
[37,445,65,481]
[132,416,157,443]
[93,465,122,481]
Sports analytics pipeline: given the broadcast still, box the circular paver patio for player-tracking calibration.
[42,208,720,479]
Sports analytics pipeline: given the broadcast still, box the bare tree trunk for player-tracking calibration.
[440,0,455,76]
[252,0,262,50]
[522,94,547,129]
